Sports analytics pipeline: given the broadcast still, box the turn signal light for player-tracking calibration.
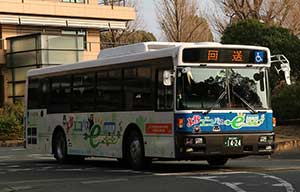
[272,117,276,127]
[178,118,184,128]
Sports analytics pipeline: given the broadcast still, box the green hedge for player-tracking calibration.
[0,102,24,141]
[272,82,300,120]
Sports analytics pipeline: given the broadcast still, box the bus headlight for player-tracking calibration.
[259,136,267,143]
[259,136,274,143]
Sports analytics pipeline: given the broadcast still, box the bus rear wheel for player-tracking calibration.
[207,157,228,166]
[126,131,149,170]
[53,131,68,163]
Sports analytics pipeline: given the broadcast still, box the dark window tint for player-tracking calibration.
[96,70,122,111]
[49,76,72,113]
[72,73,95,112]
[124,67,153,111]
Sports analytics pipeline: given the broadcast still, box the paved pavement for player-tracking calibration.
[0,147,300,192]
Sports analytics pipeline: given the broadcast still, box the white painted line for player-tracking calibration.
[1,186,32,192]
[104,169,152,174]
[184,176,246,192]
[55,168,84,172]
[8,168,32,172]
[0,156,13,159]
[7,165,21,168]
[11,148,25,151]
[81,178,128,184]
[221,182,246,192]
[0,177,121,185]
[257,173,295,192]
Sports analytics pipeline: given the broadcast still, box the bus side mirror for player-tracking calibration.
[163,70,174,86]
[271,55,291,85]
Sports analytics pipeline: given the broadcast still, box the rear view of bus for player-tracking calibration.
[172,44,276,165]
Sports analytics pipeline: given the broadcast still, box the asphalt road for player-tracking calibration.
[0,148,300,192]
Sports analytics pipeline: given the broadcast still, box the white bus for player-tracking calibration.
[25,42,290,170]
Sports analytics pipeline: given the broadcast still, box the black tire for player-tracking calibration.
[207,157,228,166]
[125,131,150,170]
[53,131,68,163]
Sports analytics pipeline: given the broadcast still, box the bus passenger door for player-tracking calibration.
[144,68,175,158]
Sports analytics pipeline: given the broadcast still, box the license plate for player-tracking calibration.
[224,136,242,147]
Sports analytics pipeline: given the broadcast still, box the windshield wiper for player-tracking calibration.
[204,90,227,115]
[232,90,258,114]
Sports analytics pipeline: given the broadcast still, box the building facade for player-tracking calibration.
[0,0,135,105]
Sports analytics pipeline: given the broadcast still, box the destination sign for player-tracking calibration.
[182,48,268,64]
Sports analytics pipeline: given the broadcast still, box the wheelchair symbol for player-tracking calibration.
[255,51,264,63]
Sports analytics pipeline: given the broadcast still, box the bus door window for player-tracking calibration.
[157,69,173,111]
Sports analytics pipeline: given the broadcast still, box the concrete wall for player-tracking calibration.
[0,0,135,21]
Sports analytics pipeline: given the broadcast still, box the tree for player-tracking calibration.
[222,19,300,121]
[100,30,156,49]
[156,0,213,42]
[221,19,300,88]
[213,0,300,36]
[100,0,155,48]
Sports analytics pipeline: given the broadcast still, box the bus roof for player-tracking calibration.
[27,41,269,77]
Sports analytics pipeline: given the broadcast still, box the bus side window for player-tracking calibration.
[157,69,173,111]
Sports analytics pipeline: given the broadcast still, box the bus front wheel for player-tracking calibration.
[126,131,149,170]
[53,131,68,163]
[207,157,228,166]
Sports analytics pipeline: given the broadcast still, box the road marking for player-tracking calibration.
[1,186,32,192]
[0,177,127,185]
[185,176,246,192]
[7,165,21,168]
[221,182,246,192]
[55,168,84,172]
[104,169,152,174]
[7,168,32,172]
[11,148,25,151]
[182,171,295,192]
[257,173,295,192]
[0,156,13,159]
[81,178,128,184]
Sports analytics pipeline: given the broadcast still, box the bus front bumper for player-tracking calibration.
[175,132,275,160]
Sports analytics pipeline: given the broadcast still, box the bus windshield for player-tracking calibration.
[176,67,269,111]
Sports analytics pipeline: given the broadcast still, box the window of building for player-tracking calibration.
[62,30,86,49]
[6,34,84,103]
[62,0,85,3]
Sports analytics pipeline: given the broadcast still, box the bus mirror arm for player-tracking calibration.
[271,55,291,85]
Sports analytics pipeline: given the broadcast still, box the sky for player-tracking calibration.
[140,0,218,41]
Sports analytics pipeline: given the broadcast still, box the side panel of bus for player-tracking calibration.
[46,111,175,159]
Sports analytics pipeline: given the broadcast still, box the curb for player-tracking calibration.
[275,140,300,153]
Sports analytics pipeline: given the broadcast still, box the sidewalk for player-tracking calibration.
[275,125,300,153]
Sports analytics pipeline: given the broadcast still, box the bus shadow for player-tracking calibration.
[33,158,231,174]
